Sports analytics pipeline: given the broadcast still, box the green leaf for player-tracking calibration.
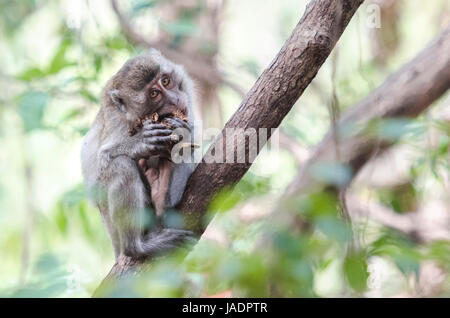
[273,232,307,259]
[10,254,68,297]
[16,67,46,81]
[80,88,98,103]
[160,20,198,37]
[76,127,90,136]
[54,203,68,235]
[209,187,242,214]
[392,250,420,276]
[131,0,160,13]
[60,184,85,208]
[368,118,424,142]
[427,241,450,266]
[343,252,369,293]
[310,162,352,187]
[105,36,132,51]
[60,108,82,123]
[48,38,75,74]
[94,55,103,73]
[316,217,352,243]
[34,253,62,275]
[78,201,94,240]
[17,91,49,132]
[292,191,340,219]
[235,172,270,198]
[240,59,260,78]
[369,230,420,276]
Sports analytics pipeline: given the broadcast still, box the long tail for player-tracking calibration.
[137,228,196,259]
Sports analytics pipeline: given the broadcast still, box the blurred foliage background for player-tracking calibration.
[0,0,449,297]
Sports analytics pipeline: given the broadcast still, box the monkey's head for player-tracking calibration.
[104,49,194,124]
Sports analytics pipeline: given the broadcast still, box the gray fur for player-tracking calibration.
[81,50,196,260]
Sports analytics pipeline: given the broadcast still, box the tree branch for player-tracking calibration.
[110,0,222,85]
[284,24,450,198]
[94,0,364,294]
[178,0,364,229]
[346,193,450,243]
[346,193,416,237]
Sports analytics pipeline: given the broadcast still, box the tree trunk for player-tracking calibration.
[94,0,364,295]
[177,0,364,229]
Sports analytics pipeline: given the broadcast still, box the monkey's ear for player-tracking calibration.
[108,89,126,113]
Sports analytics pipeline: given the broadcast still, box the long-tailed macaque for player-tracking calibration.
[81,49,196,260]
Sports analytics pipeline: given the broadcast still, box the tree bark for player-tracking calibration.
[177,0,364,230]
[94,0,364,295]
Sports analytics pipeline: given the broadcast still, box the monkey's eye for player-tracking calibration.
[161,76,171,87]
[150,90,160,99]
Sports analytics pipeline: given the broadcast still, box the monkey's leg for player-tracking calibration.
[107,156,192,259]
[152,159,174,218]
[141,159,192,214]
[138,158,166,218]
[165,162,196,208]
[99,206,121,259]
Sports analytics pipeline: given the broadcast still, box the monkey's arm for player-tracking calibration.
[82,120,194,259]
[98,122,173,175]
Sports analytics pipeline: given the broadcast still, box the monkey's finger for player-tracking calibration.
[145,135,174,145]
[164,117,191,130]
[145,143,172,159]
[142,123,167,130]
[170,134,180,142]
[142,129,173,137]
[144,144,169,156]
[168,117,191,129]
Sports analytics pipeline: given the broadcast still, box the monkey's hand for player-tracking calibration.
[129,121,174,160]
[97,122,173,176]
[163,117,192,135]
[163,117,194,152]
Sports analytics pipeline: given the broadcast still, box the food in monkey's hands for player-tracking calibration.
[129,110,199,149]
[136,110,196,218]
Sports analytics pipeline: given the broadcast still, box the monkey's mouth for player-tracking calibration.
[157,104,187,119]
[157,112,175,121]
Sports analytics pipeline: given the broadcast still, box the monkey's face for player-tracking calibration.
[110,50,194,121]
[145,67,189,119]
